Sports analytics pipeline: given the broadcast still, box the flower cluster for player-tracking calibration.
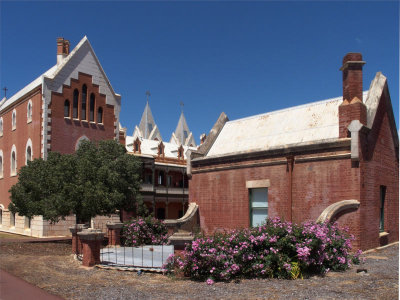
[163,218,362,281]
[122,216,169,247]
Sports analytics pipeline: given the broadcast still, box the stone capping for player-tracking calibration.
[78,230,104,241]
[69,224,88,234]
[246,179,270,189]
[316,200,360,223]
[106,222,124,229]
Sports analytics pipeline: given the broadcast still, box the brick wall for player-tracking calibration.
[49,72,116,154]
[360,92,399,250]
[189,148,368,249]
[0,88,43,209]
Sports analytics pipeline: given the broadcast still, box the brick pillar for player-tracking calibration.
[69,224,88,254]
[78,230,104,267]
[106,222,124,246]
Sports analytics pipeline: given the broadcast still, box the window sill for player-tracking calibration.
[81,120,88,123]
[27,119,32,124]
[379,231,389,237]
[10,173,17,177]
[12,128,16,131]
[64,116,72,120]
[89,121,96,124]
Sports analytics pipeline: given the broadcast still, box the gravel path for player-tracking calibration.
[0,240,397,299]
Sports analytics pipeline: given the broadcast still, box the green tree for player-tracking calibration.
[8,140,145,223]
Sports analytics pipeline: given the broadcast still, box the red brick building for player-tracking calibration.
[0,37,121,236]
[188,53,398,250]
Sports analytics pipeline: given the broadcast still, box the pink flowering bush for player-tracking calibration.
[122,216,169,246]
[163,217,362,281]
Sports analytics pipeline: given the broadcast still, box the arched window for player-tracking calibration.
[75,135,90,151]
[0,117,3,136]
[73,89,79,119]
[12,109,16,130]
[0,150,3,178]
[89,93,95,122]
[25,139,33,165]
[11,146,17,176]
[97,107,103,123]
[27,100,32,123]
[64,99,70,118]
[26,147,32,163]
[81,84,87,120]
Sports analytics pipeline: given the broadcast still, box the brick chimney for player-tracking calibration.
[57,37,70,65]
[338,53,367,138]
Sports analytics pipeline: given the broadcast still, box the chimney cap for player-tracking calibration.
[343,52,363,64]
[340,52,366,71]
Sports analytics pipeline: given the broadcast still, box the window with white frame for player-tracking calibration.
[26,139,33,165]
[12,109,16,130]
[27,100,32,123]
[10,145,17,176]
[249,188,268,227]
[0,117,3,136]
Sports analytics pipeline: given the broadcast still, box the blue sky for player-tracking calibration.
[1,1,398,144]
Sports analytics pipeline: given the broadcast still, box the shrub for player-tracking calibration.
[163,217,362,281]
[122,216,169,246]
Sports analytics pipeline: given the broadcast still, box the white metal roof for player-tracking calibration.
[206,91,369,157]
[126,135,196,160]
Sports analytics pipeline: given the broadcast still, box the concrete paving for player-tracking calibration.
[100,245,174,268]
[0,269,63,300]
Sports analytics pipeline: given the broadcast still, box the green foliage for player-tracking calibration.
[9,140,143,223]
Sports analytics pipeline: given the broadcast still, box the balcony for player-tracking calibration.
[140,184,188,195]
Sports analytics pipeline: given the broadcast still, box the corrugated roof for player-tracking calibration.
[206,92,369,157]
